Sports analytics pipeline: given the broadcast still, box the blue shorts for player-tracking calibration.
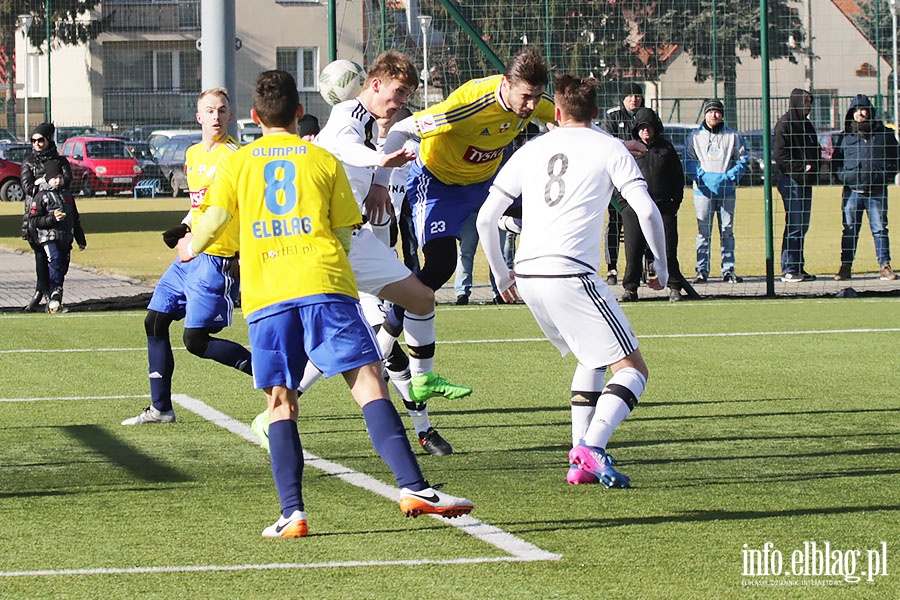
[407,160,494,246]
[248,297,383,389]
[147,253,239,331]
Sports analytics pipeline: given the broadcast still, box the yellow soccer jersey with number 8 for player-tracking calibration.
[200,132,362,317]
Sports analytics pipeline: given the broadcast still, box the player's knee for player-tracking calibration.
[183,328,211,358]
[405,285,435,315]
[419,238,458,290]
[144,310,173,338]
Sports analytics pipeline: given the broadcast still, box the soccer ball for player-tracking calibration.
[318,59,366,106]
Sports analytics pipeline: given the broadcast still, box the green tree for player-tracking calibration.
[1,2,109,133]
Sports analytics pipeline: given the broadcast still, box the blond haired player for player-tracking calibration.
[123,88,250,426]
[251,52,471,456]
[177,70,473,537]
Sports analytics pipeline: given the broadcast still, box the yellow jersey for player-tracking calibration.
[414,74,556,185]
[187,135,241,257]
[201,132,362,318]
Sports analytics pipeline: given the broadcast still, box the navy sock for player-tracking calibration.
[147,335,174,412]
[203,338,253,375]
[361,398,426,490]
[269,419,304,516]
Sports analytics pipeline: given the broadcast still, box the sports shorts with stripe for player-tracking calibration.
[516,272,638,368]
[347,224,411,296]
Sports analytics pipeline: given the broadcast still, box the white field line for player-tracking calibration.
[0,555,546,578]
[172,394,560,563]
[3,327,900,355]
[0,393,560,578]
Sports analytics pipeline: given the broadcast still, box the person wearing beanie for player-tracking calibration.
[830,94,899,281]
[23,157,87,313]
[684,99,749,283]
[773,88,820,282]
[20,122,74,312]
[599,81,646,286]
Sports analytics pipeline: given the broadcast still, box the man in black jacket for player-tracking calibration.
[831,94,899,281]
[600,82,644,285]
[621,108,685,302]
[773,89,819,282]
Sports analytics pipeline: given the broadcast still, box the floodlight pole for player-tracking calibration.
[18,14,33,140]
[418,15,433,109]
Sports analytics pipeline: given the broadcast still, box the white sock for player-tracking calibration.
[582,367,645,450]
[404,310,435,376]
[297,361,324,394]
[570,364,606,447]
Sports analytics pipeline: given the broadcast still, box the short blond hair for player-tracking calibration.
[197,87,232,112]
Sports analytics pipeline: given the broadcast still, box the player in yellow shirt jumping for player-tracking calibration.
[375,47,556,343]
[177,70,473,538]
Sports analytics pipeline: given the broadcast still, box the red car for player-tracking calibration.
[60,135,143,196]
[0,156,23,202]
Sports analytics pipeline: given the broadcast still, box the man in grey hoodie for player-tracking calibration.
[684,99,749,283]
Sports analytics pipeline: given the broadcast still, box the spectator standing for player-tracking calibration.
[600,82,644,285]
[621,108,685,302]
[20,122,74,312]
[831,94,899,281]
[773,88,820,282]
[684,99,749,283]
[24,159,86,313]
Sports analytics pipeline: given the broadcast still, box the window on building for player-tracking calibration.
[276,47,318,91]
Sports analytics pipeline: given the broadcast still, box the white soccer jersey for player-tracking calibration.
[490,126,646,276]
[315,99,383,209]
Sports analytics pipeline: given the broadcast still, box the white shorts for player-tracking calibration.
[517,272,638,368]
[348,224,412,296]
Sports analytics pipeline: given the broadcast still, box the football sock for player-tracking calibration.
[404,310,436,376]
[571,393,599,448]
[385,358,432,436]
[570,364,606,446]
[269,419,305,517]
[297,361,324,394]
[362,398,426,490]
[147,335,175,412]
[582,367,645,450]
[203,338,253,375]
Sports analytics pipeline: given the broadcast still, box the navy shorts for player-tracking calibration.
[407,160,494,246]
[148,253,239,331]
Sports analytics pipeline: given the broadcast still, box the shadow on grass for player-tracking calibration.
[64,424,192,483]
[502,504,900,532]
[0,211,186,235]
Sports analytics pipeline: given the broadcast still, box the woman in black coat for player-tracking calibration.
[20,122,75,312]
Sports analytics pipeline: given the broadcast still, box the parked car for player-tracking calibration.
[147,129,199,158]
[155,133,202,197]
[661,122,697,186]
[0,157,23,202]
[121,124,179,142]
[0,128,19,143]
[237,118,262,144]
[125,140,170,194]
[817,129,841,184]
[0,143,32,164]
[736,129,776,186]
[55,126,101,146]
[60,136,143,196]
